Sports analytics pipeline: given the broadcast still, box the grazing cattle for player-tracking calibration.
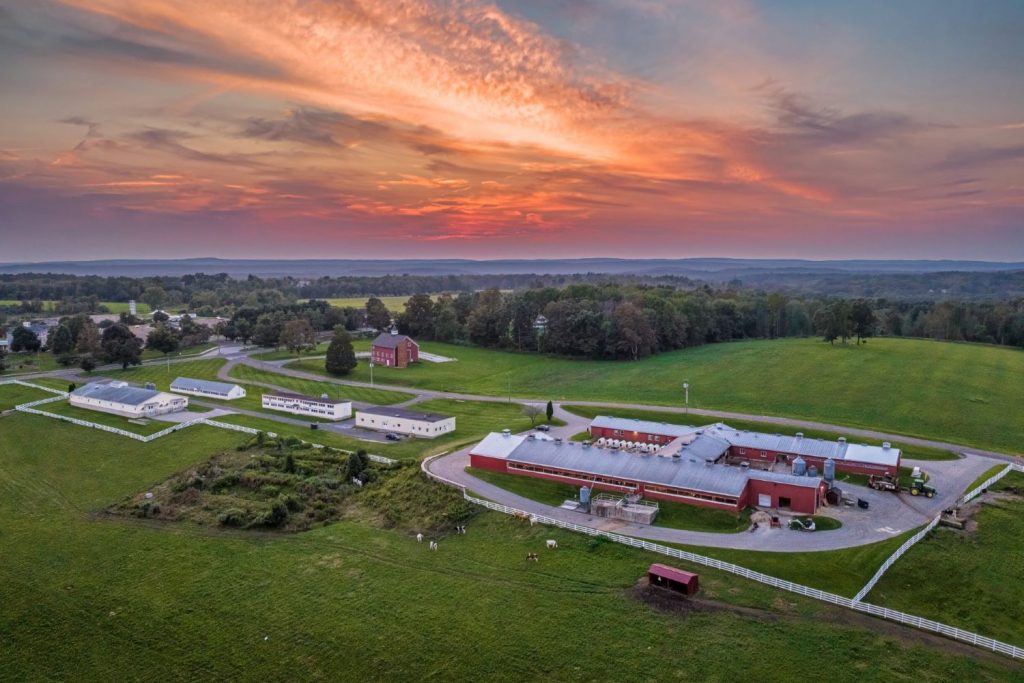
[528,515,538,526]
[546,539,558,549]
[416,533,423,543]
[429,541,438,551]
[526,552,539,562]
[513,511,530,522]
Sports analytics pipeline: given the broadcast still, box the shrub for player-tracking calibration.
[217,508,248,527]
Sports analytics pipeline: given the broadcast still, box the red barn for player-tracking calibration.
[648,564,699,595]
[371,331,419,368]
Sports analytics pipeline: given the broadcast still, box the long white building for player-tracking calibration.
[261,392,352,421]
[70,381,188,418]
[171,377,246,400]
[355,407,455,438]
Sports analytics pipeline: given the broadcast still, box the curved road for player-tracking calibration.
[18,342,1015,551]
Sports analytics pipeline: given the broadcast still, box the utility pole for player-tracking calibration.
[369,361,375,388]
[683,380,690,415]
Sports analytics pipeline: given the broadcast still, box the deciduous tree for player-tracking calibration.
[325,326,357,376]
[101,323,142,369]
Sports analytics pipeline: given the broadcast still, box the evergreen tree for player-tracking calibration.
[325,326,357,376]
[50,324,74,355]
[546,400,554,423]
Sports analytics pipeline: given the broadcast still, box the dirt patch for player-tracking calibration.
[948,490,1022,537]
[631,578,777,622]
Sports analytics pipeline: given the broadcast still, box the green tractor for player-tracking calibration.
[909,478,936,498]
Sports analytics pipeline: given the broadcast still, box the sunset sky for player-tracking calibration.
[1,0,1022,261]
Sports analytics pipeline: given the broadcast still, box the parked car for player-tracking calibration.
[535,424,550,432]
[385,433,401,441]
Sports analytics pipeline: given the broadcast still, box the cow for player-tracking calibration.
[416,533,423,543]
[528,515,538,526]
[526,552,539,562]
[429,541,438,551]
[546,539,558,549]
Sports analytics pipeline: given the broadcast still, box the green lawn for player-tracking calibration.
[34,400,178,436]
[301,295,436,309]
[0,412,1013,681]
[228,363,410,406]
[285,337,1023,455]
[215,397,561,462]
[0,300,152,314]
[250,342,331,361]
[562,405,959,462]
[0,383,55,410]
[2,351,63,374]
[467,466,751,533]
[140,342,218,361]
[869,473,1024,647]
[965,464,1011,495]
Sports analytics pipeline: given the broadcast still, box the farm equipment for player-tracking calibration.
[857,498,870,510]
[909,478,937,498]
[789,517,816,532]
[868,474,900,492]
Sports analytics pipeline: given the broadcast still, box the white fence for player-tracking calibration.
[0,379,69,396]
[421,455,1024,660]
[853,462,1022,602]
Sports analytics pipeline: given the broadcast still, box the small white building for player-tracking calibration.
[261,391,351,421]
[171,377,246,400]
[70,381,188,418]
[356,407,456,439]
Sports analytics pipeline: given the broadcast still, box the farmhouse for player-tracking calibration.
[170,377,246,400]
[470,431,824,514]
[70,381,188,418]
[355,406,456,438]
[590,416,901,477]
[371,330,419,368]
[261,391,351,420]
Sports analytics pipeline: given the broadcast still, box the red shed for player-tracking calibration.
[648,563,699,595]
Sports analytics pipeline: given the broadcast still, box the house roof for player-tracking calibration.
[264,391,349,405]
[358,406,451,423]
[170,377,242,394]
[73,382,172,406]
[591,415,700,439]
[371,332,417,349]
[476,434,819,498]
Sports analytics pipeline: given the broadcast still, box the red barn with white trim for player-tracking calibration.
[371,331,419,368]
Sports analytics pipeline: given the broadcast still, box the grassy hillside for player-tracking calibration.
[0,413,1014,681]
[868,472,1024,646]
[287,337,1023,454]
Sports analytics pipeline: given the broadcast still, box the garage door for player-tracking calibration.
[757,493,772,508]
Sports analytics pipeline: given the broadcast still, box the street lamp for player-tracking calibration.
[369,361,375,388]
[683,380,690,414]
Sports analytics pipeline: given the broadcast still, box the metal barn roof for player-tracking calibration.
[472,432,527,459]
[358,406,451,422]
[702,423,901,467]
[590,415,700,439]
[73,382,166,406]
[170,377,241,394]
[488,436,819,497]
[371,333,417,349]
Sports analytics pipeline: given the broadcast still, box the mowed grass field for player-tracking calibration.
[0,382,55,410]
[868,472,1024,647]
[287,337,1024,454]
[0,412,1015,681]
[302,295,435,309]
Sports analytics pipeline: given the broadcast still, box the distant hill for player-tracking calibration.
[1,257,1022,279]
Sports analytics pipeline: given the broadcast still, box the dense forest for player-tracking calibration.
[1,274,1023,360]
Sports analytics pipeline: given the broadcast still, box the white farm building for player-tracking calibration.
[70,381,188,418]
[171,377,246,400]
[355,407,455,439]
[261,392,352,421]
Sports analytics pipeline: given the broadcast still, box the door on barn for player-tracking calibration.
[757,493,771,507]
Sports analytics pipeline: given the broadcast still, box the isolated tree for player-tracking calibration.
[75,320,102,357]
[11,326,41,353]
[79,355,97,373]
[101,323,142,369]
[346,449,369,481]
[850,300,877,345]
[279,318,316,356]
[140,285,167,311]
[365,297,392,331]
[325,326,357,376]
[522,403,543,426]
[49,324,75,356]
[546,400,554,423]
[147,324,180,358]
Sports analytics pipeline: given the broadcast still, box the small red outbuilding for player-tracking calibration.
[648,563,699,596]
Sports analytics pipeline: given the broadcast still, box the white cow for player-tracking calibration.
[528,515,538,526]
[429,541,438,551]
[546,539,558,549]
[416,533,423,543]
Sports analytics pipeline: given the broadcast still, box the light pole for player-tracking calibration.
[369,361,375,388]
[683,380,690,415]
